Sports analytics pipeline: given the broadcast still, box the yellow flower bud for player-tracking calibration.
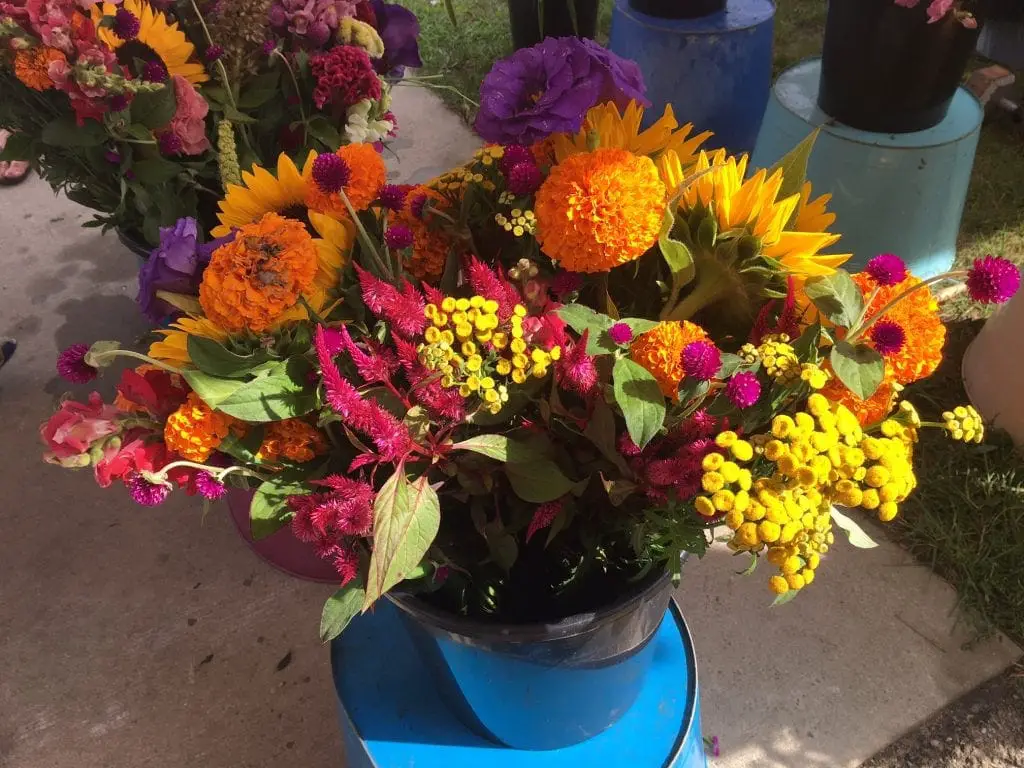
[801,568,816,586]
[786,573,806,590]
[807,393,829,416]
[731,440,754,462]
[440,297,457,313]
[735,491,753,516]
[770,575,790,595]
[720,461,740,483]
[766,547,787,566]
[758,520,781,543]
[724,509,744,530]
[772,415,795,439]
[512,369,528,384]
[736,522,759,548]
[702,453,725,471]
[877,502,899,522]
[764,440,787,461]
[695,496,717,518]
[702,471,725,493]
[865,465,890,488]
[712,490,735,512]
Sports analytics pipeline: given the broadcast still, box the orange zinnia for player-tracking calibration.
[164,392,236,462]
[820,373,901,427]
[14,46,65,91]
[305,143,387,218]
[397,185,453,283]
[198,212,319,333]
[630,320,710,399]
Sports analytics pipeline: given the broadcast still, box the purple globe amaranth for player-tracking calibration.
[474,37,648,146]
[137,218,231,324]
[608,322,633,345]
[725,371,761,409]
[371,0,422,75]
[966,255,1020,305]
[865,253,907,287]
[682,340,721,381]
[869,320,906,357]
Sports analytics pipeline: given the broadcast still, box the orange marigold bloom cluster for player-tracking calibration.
[305,143,387,218]
[14,47,64,91]
[398,185,452,282]
[198,212,319,333]
[630,320,709,398]
[257,419,328,463]
[164,392,235,462]
[854,272,945,385]
[821,373,901,427]
[535,148,666,273]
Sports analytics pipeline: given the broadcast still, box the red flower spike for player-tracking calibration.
[466,256,520,320]
[526,498,564,542]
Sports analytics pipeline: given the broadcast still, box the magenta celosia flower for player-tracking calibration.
[750,276,800,344]
[608,322,633,345]
[195,471,227,500]
[506,162,542,195]
[377,183,409,211]
[556,330,598,396]
[465,256,521,321]
[392,336,467,422]
[384,224,413,249]
[113,8,140,39]
[690,409,717,436]
[682,340,721,381]
[310,44,382,110]
[354,265,427,337]
[725,372,761,409]
[966,255,1020,305]
[312,152,351,194]
[128,473,171,506]
[618,432,642,456]
[57,343,97,383]
[526,498,564,542]
[865,253,908,287]
[331,541,361,585]
[869,320,907,356]
[289,475,376,541]
[335,323,399,384]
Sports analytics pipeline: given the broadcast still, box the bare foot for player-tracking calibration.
[0,129,29,184]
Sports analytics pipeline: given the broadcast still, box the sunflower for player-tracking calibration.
[212,152,314,237]
[93,0,208,85]
[551,101,712,179]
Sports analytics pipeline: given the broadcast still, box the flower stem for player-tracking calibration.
[272,49,306,139]
[397,78,479,108]
[848,271,966,342]
[93,349,181,375]
[151,460,266,483]
[339,187,392,280]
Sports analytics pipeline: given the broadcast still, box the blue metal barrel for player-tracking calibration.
[609,0,775,154]
[331,598,708,767]
[751,58,983,278]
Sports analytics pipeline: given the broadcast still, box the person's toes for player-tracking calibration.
[2,160,29,180]
[0,161,9,178]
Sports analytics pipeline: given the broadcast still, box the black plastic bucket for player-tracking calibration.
[507,0,600,50]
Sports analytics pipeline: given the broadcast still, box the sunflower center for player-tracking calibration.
[280,205,316,235]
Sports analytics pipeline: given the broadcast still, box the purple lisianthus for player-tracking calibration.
[137,218,230,324]
[370,0,422,76]
[474,37,648,146]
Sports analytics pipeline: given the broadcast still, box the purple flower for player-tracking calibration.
[142,60,168,84]
[108,94,130,112]
[682,340,721,381]
[371,0,423,76]
[866,253,907,286]
[312,152,351,193]
[499,144,532,174]
[870,320,906,356]
[384,224,413,249]
[129,473,171,506]
[196,471,228,500]
[409,192,428,219]
[966,255,1020,305]
[506,161,542,195]
[725,372,761,409]
[158,132,183,155]
[113,8,140,39]
[608,322,633,345]
[205,44,225,62]
[137,218,230,324]
[104,148,122,164]
[57,343,97,384]
[551,271,583,299]
[268,0,357,47]
[474,37,648,146]
[377,183,408,211]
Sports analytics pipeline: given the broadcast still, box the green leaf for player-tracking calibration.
[41,116,107,147]
[830,506,879,549]
[187,336,272,379]
[250,478,306,539]
[557,304,614,355]
[320,581,366,642]
[442,0,458,26]
[363,472,441,609]
[601,475,637,506]
[451,434,537,463]
[583,397,632,476]
[612,357,665,450]
[131,158,182,185]
[791,322,823,362]
[771,589,801,607]
[482,519,518,572]
[183,359,316,421]
[769,128,819,220]
[506,459,574,503]
[217,429,264,463]
[237,70,281,108]
[830,341,884,400]
[0,132,33,161]
[620,318,659,336]
[122,123,155,141]
[221,105,257,124]
[306,115,342,150]
[717,353,744,379]
[659,208,696,305]
[130,85,178,129]
[803,272,864,328]
[154,291,202,315]
[696,216,717,251]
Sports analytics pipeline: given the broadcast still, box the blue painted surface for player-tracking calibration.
[609,0,775,154]
[751,58,983,278]
[331,600,707,767]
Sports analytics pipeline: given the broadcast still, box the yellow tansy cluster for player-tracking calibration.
[495,208,537,238]
[755,335,800,385]
[418,297,559,415]
[431,146,504,195]
[164,392,236,463]
[941,405,984,444]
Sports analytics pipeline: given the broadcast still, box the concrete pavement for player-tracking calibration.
[0,86,1019,768]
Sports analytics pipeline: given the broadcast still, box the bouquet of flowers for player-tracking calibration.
[0,0,420,246]
[41,38,1019,639]
[894,0,979,27]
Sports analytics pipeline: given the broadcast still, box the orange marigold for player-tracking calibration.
[256,419,328,463]
[198,212,319,333]
[854,272,945,385]
[14,46,64,91]
[630,320,710,398]
[398,185,452,282]
[535,148,666,273]
[821,372,901,427]
[305,143,387,218]
[164,392,236,462]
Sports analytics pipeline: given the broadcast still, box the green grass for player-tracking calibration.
[405,0,1024,644]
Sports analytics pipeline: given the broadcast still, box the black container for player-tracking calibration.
[507,0,600,50]
[628,0,725,20]
[388,571,673,750]
[116,226,153,266]
[819,0,982,133]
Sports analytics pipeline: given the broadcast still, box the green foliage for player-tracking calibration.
[250,477,307,539]
[321,581,366,642]
[612,358,665,449]
[769,128,818,226]
[363,471,441,609]
[830,341,884,400]
[187,336,273,379]
[130,85,178,130]
[41,116,107,147]
[804,272,864,328]
[182,358,316,421]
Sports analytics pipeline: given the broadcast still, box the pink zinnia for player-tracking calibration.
[682,341,721,381]
[724,372,761,409]
[57,343,97,383]
[966,255,1020,305]
[865,253,908,287]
